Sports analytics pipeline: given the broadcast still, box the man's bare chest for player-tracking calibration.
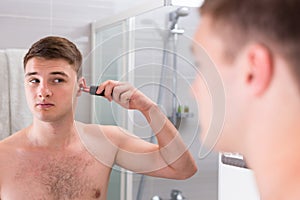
[2,150,110,200]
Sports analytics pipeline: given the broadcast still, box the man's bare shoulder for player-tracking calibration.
[0,128,28,149]
[75,122,124,167]
[0,129,28,179]
[0,140,11,161]
[76,122,131,143]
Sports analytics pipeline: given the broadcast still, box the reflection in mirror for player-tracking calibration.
[0,1,218,200]
[92,4,219,200]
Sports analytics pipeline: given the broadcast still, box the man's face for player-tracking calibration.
[24,57,80,122]
[192,16,246,152]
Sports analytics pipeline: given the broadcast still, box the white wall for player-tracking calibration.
[219,155,260,200]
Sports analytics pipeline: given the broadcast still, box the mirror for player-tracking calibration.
[90,3,219,200]
[0,1,219,200]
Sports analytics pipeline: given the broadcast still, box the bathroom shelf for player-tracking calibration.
[168,112,194,129]
[176,112,194,118]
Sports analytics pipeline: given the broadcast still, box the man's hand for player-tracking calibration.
[96,80,155,112]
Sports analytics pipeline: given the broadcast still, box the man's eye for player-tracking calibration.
[54,78,65,83]
[29,79,39,83]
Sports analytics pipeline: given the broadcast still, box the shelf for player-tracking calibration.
[176,112,194,118]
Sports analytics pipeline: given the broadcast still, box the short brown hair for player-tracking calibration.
[200,0,300,85]
[24,36,83,78]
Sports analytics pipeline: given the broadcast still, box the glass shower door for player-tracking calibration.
[92,18,135,200]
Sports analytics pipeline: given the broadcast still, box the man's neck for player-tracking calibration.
[251,146,300,200]
[245,106,300,200]
[26,118,79,150]
[242,65,300,199]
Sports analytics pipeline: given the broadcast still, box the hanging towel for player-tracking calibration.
[0,50,11,140]
[6,49,32,134]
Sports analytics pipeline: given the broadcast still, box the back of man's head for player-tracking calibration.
[200,0,300,88]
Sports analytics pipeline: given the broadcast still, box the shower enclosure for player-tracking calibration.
[90,1,219,199]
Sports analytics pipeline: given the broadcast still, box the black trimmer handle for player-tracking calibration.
[89,86,105,96]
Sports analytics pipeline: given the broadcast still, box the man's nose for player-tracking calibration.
[38,84,52,99]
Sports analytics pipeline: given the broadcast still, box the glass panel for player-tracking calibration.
[92,4,219,200]
[130,7,209,200]
[94,21,124,125]
[93,20,130,200]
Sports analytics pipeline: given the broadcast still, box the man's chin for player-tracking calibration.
[34,113,61,123]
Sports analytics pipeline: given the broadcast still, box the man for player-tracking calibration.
[193,0,300,199]
[0,36,197,200]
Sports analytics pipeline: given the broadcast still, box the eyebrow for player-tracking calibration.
[50,71,69,77]
[25,71,69,78]
[25,72,38,77]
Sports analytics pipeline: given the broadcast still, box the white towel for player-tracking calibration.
[0,50,11,140]
[6,49,32,134]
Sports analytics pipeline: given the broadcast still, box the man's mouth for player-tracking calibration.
[36,103,55,109]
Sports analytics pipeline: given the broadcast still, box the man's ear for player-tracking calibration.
[77,77,86,97]
[245,43,273,96]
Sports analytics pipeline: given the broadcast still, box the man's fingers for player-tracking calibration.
[97,80,119,101]
[112,84,135,109]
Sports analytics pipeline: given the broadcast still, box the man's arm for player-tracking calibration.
[96,80,197,179]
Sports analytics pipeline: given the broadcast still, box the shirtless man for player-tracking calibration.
[193,0,300,199]
[0,36,197,200]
